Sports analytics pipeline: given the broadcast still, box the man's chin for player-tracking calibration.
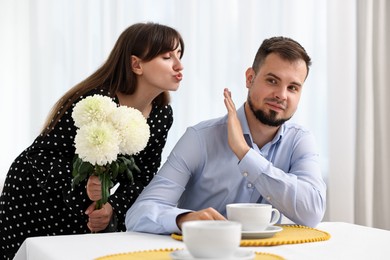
[260,115,290,127]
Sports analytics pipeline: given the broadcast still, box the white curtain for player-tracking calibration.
[326,0,357,225]
[5,0,389,229]
[0,0,327,182]
[355,0,390,230]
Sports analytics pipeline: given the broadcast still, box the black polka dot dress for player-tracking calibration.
[0,88,173,260]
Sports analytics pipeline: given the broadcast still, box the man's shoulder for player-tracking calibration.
[283,121,310,133]
[190,115,227,132]
[282,122,314,142]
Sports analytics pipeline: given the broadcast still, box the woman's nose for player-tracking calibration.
[173,58,184,71]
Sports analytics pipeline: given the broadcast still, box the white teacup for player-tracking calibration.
[182,220,241,258]
[226,203,280,231]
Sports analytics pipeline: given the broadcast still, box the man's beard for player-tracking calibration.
[247,95,291,127]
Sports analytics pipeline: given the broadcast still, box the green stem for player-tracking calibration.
[95,199,103,210]
[95,170,109,210]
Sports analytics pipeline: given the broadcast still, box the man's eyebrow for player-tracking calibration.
[267,73,302,87]
[266,73,281,81]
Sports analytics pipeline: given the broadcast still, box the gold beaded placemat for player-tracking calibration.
[95,248,285,260]
[171,225,331,246]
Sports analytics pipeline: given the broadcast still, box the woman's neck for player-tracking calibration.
[116,91,154,118]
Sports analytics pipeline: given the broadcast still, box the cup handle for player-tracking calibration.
[269,208,280,225]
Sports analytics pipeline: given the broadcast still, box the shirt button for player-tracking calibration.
[247,183,253,188]
[242,172,248,177]
[266,196,271,201]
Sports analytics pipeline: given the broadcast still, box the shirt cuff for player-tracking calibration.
[161,208,193,234]
[238,148,268,183]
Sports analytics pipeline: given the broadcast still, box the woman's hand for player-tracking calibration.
[86,175,102,201]
[85,202,113,232]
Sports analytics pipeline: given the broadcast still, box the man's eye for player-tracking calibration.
[267,79,277,84]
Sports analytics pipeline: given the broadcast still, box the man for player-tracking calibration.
[126,36,326,234]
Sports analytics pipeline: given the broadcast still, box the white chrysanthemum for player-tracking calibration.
[72,94,117,128]
[110,106,150,155]
[74,121,120,165]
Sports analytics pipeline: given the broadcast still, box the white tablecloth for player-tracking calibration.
[13,222,390,260]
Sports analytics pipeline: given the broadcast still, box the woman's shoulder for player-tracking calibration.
[81,88,112,99]
[71,88,115,107]
[147,104,173,134]
[150,103,173,119]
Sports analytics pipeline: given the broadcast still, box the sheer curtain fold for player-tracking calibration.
[356,0,390,230]
[1,0,328,182]
[5,1,390,229]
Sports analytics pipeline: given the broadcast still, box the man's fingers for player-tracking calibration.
[197,207,226,220]
[224,88,236,111]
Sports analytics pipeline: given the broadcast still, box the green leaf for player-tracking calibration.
[132,163,141,173]
[119,157,130,166]
[71,173,82,189]
[118,161,127,173]
[128,157,141,173]
[111,161,119,179]
[72,156,83,177]
[78,162,94,176]
[125,168,134,184]
[94,165,105,175]
[72,167,78,178]
[71,157,92,189]
[130,156,135,164]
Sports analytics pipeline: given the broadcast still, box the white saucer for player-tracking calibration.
[170,248,255,260]
[241,225,283,239]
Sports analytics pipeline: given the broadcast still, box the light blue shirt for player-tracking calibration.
[126,104,326,234]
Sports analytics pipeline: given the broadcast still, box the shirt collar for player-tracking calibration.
[237,104,251,135]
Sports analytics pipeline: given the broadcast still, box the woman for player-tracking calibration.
[0,22,184,259]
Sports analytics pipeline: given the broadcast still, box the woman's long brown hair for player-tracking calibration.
[41,22,184,136]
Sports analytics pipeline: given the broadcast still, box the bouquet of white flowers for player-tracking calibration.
[71,94,150,209]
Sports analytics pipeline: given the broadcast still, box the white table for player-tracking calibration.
[13,222,390,260]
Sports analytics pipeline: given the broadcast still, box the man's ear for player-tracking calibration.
[245,68,255,88]
[131,55,142,75]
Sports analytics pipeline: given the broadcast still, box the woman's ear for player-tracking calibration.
[131,55,143,75]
